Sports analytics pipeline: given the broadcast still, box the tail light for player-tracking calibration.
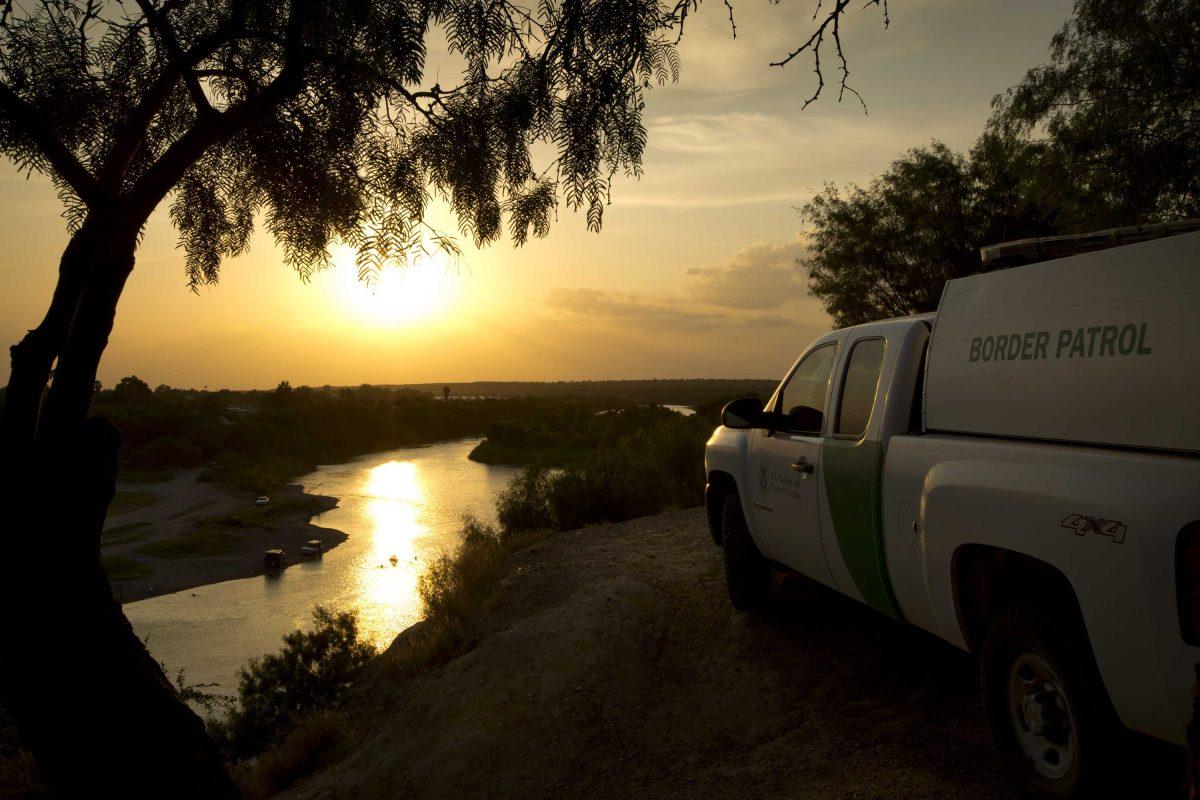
[1176,525,1200,645]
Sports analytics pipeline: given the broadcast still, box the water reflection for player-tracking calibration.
[124,439,520,695]
[358,460,426,649]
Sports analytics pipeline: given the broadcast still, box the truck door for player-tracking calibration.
[819,334,902,617]
[747,341,838,587]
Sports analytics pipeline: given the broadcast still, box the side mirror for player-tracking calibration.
[721,397,766,430]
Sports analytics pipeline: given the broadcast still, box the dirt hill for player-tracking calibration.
[283,508,1020,800]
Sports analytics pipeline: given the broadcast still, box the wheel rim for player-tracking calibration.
[1007,653,1077,780]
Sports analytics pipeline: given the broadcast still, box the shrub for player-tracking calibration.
[230,711,349,800]
[0,749,48,799]
[496,468,557,533]
[418,518,507,622]
[213,608,375,760]
[495,414,711,536]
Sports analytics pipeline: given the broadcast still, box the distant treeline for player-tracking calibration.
[492,396,740,534]
[387,379,778,405]
[74,376,777,492]
[469,404,698,467]
[86,377,613,491]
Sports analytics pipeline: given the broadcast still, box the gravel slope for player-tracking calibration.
[286,507,1024,800]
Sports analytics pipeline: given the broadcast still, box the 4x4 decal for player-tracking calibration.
[1061,513,1127,544]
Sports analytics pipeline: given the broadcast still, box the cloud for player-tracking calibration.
[685,239,810,310]
[647,112,799,155]
[546,287,792,333]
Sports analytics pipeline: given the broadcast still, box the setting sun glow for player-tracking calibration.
[334,245,456,327]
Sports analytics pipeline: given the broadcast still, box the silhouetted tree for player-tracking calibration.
[990,0,1200,222]
[112,374,153,402]
[803,137,1085,325]
[804,0,1200,326]
[0,1,887,796]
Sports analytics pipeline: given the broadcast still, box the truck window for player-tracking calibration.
[835,338,886,438]
[776,343,836,434]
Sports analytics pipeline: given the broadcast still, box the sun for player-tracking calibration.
[333,244,457,326]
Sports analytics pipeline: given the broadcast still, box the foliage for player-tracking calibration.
[0,748,48,799]
[89,379,612,490]
[803,1,1200,327]
[108,490,159,516]
[418,517,509,623]
[212,608,375,760]
[496,405,717,535]
[230,711,348,800]
[394,379,780,405]
[100,556,154,581]
[469,404,682,466]
[0,0,696,285]
[168,667,233,716]
[134,527,243,559]
[803,138,1082,326]
[991,0,1200,223]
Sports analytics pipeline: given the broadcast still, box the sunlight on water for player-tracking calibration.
[124,439,520,697]
[358,460,426,649]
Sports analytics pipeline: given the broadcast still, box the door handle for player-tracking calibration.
[790,458,814,475]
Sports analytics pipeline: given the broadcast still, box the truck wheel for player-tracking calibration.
[721,492,770,609]
[981,602,1121,799]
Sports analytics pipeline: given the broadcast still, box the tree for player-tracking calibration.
[990,0,1200,223]
[803,137,1085,326]
[112,374,154,402]
[0,1,889,796]
[804,0,1200,327]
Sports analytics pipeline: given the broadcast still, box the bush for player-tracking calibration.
[496,414,710,536]
[212,608,375,760]
[418,518,508,622]
[496,468,557,533]
[0,749,48,799]
[230,711,349,800]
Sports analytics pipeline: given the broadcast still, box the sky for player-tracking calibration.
[0,0,1075,390]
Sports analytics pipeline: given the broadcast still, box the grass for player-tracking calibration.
[229,711,349,800]
[109,490,159,516]
[134,526,243,559]
[101,521,153,546]
[205,494,329,531]
[102,556,154,581]
[380,518,548,681]
[0,749,49,799]
[118,468,175,484]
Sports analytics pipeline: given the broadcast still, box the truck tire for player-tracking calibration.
[721,492,770,609]
[981,602,1122,799]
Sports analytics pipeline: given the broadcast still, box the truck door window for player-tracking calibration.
[775,343,836,434]
[835,338,886,438]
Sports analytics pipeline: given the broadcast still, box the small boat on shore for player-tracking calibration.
[300,539,323,558]
[263,548,284,569]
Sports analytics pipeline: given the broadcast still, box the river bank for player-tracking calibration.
[104,469,346,604]
[288,508,1024,799]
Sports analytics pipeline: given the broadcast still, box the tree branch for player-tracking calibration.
[97,0,249,188]
[134,0,214,117]
[128,0,306,220]
[0,82,107,206]
[771,0,888,112]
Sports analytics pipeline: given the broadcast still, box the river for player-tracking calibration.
[124,437,521,698]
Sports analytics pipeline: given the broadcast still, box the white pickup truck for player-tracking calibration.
[704,221,1200,798]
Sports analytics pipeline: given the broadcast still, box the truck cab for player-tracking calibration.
[711,314,931,612]
[704,222,1200,799]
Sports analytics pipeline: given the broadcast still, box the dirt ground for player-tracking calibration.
[284,508,1041,800]
[103,469,345,603]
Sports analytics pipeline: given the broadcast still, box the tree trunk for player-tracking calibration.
[2,217,100,453]
[0,227,241,798]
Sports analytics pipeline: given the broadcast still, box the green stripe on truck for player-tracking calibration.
[822,438,902,618]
